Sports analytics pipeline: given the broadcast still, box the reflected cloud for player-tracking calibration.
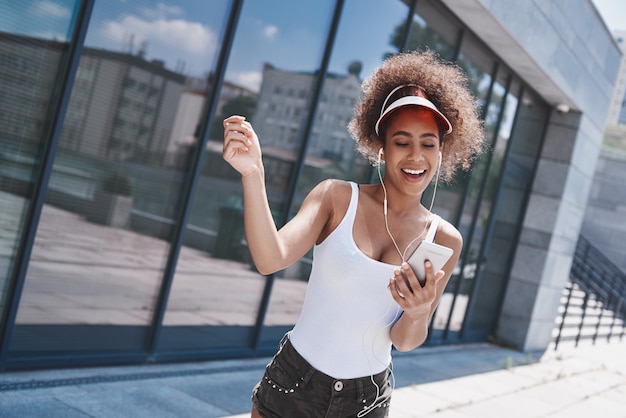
[263,25,278,39]
[138,2,184,20]
[233,70,262,92]
[29,0,71,19]
[101,14,216,56]
[247,16,279,41]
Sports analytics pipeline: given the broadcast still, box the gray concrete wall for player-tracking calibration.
[445,0,621,351]
[492,1,617,351]
[581,150,626,272]
[500,110,590,351]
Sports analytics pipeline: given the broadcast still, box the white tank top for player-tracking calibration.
[290,182,405,379]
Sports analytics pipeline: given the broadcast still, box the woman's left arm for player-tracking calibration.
[388,222,463,351]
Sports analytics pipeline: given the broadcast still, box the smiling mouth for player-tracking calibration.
[402,168,425,176]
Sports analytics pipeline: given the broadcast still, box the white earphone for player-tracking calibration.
[428,151,442,212]
[377,148,388,215]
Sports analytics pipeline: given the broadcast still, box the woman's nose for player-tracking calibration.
[406,146,423,161]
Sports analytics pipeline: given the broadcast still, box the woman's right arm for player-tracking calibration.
[222,115,332,275]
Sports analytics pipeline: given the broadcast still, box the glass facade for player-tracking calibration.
[0,0,550,370]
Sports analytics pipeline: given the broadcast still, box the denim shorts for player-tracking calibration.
[251,333,392,418]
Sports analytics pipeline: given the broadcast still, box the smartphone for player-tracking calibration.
[406,241,453,287]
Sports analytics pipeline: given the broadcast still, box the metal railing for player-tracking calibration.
[553,236,625,349]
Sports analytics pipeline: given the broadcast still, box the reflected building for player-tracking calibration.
[0,33,62,146]
[61,48,185,163]
[254,63,361,168]
[168,78,257,166]
[0,32,188,163]
[252,62,369,194]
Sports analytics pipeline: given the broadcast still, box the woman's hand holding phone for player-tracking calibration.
[406,241,453,287]
[388,241,452,319]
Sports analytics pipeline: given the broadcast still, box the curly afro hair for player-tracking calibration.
[348,49,485,183]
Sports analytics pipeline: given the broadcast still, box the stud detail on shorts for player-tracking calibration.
[263,375,297,394]
[334,381,344,391]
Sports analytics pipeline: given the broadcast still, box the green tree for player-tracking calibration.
[387,20,486,102]
[209,95,257,140]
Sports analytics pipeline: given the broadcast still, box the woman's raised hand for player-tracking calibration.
[223,115,263,177]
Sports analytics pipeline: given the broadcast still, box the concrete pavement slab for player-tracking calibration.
[451,391,557,418]
[62,382,230,417]
[547,396,626,418]
[0,341,623,417]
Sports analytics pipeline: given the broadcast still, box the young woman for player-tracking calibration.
[223,50,484,418]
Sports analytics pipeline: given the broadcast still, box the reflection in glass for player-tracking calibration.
[10,0,230,353]
[450,83,516,336]
[407,1,460,60]
[0,1,79,333]
[463,88,549,340]
[301,0,412,189]
[432,80,508,336]
[403,3,491,339]
[253,0,415,346]
[161,0,337,350]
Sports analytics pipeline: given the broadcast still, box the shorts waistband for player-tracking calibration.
[278,333,390,393]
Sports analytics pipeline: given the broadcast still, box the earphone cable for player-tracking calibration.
[377,156,434,263]
[358,299,400,417]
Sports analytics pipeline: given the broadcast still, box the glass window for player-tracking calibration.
[463,86,550,340]
[400,4,503,342]
[406,1,461,60]
[256,0,414,346]
[429,41,503,342]
[0,0,80,336]
[456,32,496,115]
[159,0,337,351]
[444,77,514,339]
[9,0,231,355]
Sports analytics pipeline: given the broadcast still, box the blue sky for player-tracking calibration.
[592,0,626,32]
[0,0,408,89]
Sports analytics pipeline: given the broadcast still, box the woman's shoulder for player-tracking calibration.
[309,179,355,244]
[310,178,354,199]
[434,215,463,252]
[304,179,354,221]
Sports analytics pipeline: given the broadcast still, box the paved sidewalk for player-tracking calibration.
[0,340,624,417]
[386,341,626,418]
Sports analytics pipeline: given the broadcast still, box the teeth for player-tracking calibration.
[402,168,425,175]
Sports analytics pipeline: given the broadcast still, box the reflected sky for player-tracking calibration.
[1,0,408,90]
[84,1,228,77]
[0,0,80,41]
